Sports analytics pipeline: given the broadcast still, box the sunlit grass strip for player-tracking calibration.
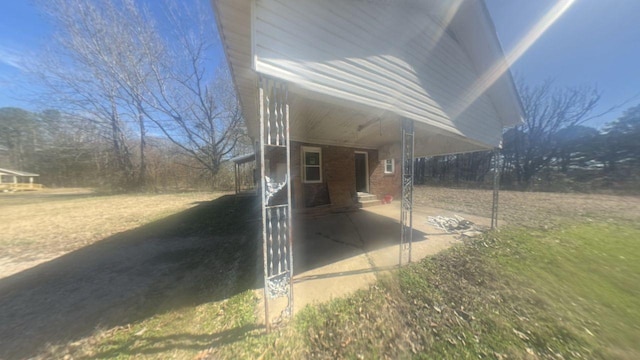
[285,221,640,359]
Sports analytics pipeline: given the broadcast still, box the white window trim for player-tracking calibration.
[384,159,395,174]
[302,146,322,183]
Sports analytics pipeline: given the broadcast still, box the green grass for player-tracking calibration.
[251,221,640,359]
[39,195,264,360]
[84,290,258,359]
[491,222,640,357]
[62,220,640,359]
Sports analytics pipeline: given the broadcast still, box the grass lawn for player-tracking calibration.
[497,222,640,357]
[0,189,225,278]
[2,188,639,359]
[0,191,260,359]
[67,220,640,359]
[272,221,640,359]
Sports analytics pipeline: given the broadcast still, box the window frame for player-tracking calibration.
[384,159,395,174]
[301,146,322,183]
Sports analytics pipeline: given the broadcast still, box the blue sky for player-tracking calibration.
[485,0,640,127]
[1,0,638,128]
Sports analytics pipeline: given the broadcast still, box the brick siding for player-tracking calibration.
[369,153,402,201]
[287,142,400,208]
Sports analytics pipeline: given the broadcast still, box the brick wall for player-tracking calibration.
[369,154,402,201]
[291,142,383,208]
[262,141,401,208]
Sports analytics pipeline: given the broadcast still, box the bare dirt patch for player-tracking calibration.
[414,186,640,227]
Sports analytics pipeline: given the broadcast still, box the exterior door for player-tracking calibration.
[354,152,368,193]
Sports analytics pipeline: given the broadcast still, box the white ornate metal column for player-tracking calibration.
[400,118,415,266]
[258,75,293,330]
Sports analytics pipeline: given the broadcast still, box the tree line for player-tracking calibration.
[415,83,640,194]
[3,0,249,191]
[2,0,637,194]
[0,107,240,190]
[6,82,636,193]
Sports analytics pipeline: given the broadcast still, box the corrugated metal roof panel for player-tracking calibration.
[0,168,40,177]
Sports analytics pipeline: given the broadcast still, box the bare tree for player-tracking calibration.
[0,107,41,170]
[30,0,245,189]
[136,1,246,177]
[502,79,601,187]
[30,0,146,189]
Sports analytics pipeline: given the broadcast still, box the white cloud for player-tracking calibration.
[0,45,26,71]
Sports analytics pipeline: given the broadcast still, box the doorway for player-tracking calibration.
[354,151,369,193]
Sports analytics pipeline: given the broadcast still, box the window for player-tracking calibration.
[384,159,394,174]
[302,146,322,183]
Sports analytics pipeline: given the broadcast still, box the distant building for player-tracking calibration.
[0,168,42,191]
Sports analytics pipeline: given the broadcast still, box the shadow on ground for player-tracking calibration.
[89,325,262,358]
[0,194,428,359]
[0,195,260,359]
[293,210,428,274]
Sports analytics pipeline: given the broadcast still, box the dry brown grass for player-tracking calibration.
[0,189,226,278]
[0,192,258,360]
[414,186,640,227]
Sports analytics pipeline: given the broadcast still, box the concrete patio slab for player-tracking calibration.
[255,201,492,325]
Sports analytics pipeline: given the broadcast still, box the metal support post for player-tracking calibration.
[258,76,293,330]
[491,148,500,229]
[400,118,415,266]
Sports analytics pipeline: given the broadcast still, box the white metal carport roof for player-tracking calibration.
[212,0,524,156]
